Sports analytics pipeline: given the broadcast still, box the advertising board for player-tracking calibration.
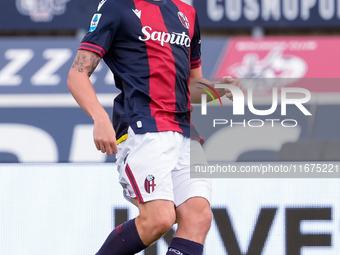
[0,164,339,255]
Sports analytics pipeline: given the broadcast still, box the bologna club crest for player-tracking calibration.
[144,175,156,193]
[178,11,190,29]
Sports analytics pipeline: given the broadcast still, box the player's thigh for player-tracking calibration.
[175,196,211,226]
[171,138,212,243]
[135,199,176,245]
[117,128,181,205]
[137,199,176,225]
[175,197,212,244]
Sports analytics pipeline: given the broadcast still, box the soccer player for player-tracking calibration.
[67,0,240,254]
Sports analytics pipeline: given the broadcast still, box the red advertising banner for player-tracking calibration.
[214,36,340,92]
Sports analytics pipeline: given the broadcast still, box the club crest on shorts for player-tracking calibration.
[144,175,156,193]
[178,11,190,29]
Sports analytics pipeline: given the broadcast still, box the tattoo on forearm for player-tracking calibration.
[71,50,101,77]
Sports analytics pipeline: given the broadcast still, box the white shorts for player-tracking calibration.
[116,127,211,207]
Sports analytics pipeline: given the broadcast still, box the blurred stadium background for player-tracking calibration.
[0,1,339,255]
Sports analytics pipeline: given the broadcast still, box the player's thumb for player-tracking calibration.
[222,76,233,84]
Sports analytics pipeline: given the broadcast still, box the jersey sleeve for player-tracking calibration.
[190,12,202,69]
[79,0,120,58]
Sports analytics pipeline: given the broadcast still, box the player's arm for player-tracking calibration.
[189,66,242,104]
[67,49,118,155]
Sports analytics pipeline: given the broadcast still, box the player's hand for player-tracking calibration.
[93,118,118,155]
[220,76,242,101]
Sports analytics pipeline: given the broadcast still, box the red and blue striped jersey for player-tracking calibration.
[80,0,202,143]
